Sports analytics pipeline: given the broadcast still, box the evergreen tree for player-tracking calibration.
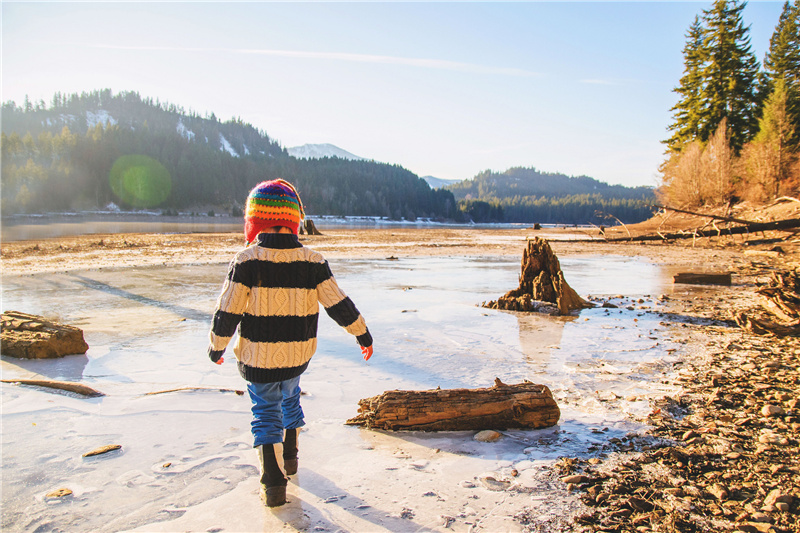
[763,0,800,145]
[665,17,708,152]
[699,0,761,152]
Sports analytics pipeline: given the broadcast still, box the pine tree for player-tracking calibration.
[666,17,708,152]
[763,0,800,145]
[699,0,761,152]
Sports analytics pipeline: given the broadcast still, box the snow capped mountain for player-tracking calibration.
[288,143,365,161]
[422,175,463,189]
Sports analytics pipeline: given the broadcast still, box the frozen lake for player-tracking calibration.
[1,253,697,532]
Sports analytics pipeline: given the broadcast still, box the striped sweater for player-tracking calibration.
[208,233,372,383]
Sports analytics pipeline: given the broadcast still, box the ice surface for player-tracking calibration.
[1,253,702,531]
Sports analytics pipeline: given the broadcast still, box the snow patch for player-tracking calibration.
[422,175,463,189]
[288,143,365,161]
[243,144,250,156]
[86,110,117,129]
[219,134,239,157]
[176,120,195,141]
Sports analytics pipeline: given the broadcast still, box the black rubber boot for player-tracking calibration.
[283,428,299,476]
[257,443,288,507]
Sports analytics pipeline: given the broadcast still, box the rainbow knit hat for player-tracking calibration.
[244,179,305,243]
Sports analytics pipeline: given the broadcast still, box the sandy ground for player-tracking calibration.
[4,224,798,276]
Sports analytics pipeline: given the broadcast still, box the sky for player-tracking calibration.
[1,1,787,188]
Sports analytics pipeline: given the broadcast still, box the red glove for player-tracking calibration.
[216,357,225,365]
[361,345,373,361]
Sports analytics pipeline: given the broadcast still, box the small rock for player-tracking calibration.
[627,497,654,512]
[663,488,684,497]
[775,502,790,512]
[560,475,592,484]
[682,430,698,441]
[480,476,511,491]
[761,404,785,417]
[708,483,729,501]
[749,512,772,523]
[474,430,502,443]
[45,488,73,499]
[459,480,476,489]
[764,489,793,506]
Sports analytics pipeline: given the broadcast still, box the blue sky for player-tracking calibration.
[1,1,786,187]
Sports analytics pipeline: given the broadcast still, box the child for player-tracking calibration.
[208,179,373,507]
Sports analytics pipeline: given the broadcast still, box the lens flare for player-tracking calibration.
[109,155,171,207]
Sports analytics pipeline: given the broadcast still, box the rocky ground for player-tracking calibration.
[517,227,800,532]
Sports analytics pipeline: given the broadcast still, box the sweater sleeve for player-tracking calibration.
[208,258,251,362]
[316,261,372,347]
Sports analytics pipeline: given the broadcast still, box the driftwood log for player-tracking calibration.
[673,272,732,285]
[1,311,89,359]
[1,379,104,397]
[736,269,800,336]
[345,378,560,431]
[483,237,593,315]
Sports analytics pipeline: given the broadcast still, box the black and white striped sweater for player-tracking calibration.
[208,233,372,383]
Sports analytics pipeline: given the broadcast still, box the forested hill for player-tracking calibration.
[1,89,457,220]
[448,168,655,224]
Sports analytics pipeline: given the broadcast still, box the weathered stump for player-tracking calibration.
[304,219,323,235]
[345,379,560,431]
[1,311,89,358]
[483,237,593,315]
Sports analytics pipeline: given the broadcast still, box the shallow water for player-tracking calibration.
[1,253,708,531]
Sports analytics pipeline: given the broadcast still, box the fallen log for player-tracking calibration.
[345,378,560,431]
[483,237,593,315]
[600,217,800,243]
[1,379,105,397]
[673,272,732,285]
[1,311,89,359]
[652,204,758,226]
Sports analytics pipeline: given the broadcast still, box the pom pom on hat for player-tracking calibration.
[244,179,305,243]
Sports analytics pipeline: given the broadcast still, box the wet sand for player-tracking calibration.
[2,227,799,532]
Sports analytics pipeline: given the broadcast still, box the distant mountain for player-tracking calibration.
[448,167,655,224]
[0,89,459,220]
[422,175,463,189]
[288,143,365,161]
[448,167,653,201]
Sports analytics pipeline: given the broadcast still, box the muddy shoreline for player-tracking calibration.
[2,227,799,532]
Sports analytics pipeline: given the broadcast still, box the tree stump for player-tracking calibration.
[345,378,560,431]
[1,311,89,358]
[483,237,593,315]
[304,219,323,235]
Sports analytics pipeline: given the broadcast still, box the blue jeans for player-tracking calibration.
[247,376,306,447]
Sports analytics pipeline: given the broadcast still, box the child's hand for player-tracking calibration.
[361,345,373,361]
[216,356,225,365]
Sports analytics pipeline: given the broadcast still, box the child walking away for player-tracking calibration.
[208,179,373,508]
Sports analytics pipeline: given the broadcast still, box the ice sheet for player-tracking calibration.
[1,254,696,532]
